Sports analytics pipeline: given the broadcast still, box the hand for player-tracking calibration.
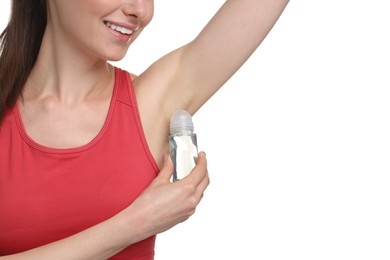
[123,152,210,240]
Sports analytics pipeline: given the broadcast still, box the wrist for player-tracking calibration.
[114,205,150,246]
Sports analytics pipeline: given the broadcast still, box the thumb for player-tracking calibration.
[158,153,174,181]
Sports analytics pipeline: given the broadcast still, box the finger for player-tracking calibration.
[157,153,174,181]
[195,167,210,197]
[184,152,208,184]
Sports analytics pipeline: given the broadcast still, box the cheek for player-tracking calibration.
[85,0,115,15]
[51,1,93,31]
[144,1,155,26]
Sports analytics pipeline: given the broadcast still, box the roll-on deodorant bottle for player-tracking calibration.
[169,110,198,182]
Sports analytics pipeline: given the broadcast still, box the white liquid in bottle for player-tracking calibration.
[169,110,198,182]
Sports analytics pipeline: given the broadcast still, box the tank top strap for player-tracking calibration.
[115,67,134,107]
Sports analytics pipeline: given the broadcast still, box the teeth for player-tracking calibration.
[105,22,133,35]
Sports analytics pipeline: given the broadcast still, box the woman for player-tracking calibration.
[0,0,289,259]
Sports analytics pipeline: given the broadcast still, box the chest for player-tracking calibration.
[18,98,111,149]
[0,103,158,254]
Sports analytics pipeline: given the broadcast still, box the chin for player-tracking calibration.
[100,50,128,62]
[107,55,126,62]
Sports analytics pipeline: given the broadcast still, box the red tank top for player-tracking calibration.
[0,67,159,259]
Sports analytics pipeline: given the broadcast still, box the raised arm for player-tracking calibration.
[135,0,289,119]
[181,0,289,112]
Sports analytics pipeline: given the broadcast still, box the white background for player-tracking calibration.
[1,0,390,259]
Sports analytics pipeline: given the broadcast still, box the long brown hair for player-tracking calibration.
[0,0,47,123]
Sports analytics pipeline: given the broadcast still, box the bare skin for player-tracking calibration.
[1,0,289,258]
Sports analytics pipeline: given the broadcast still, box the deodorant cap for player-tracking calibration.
[170,110,194,135]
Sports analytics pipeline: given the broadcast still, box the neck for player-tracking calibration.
[23,23,114,104]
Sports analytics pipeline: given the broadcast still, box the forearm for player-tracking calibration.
[0,153,209,259]
[0,209,141,260]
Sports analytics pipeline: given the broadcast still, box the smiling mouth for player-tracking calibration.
[104,21,134,35]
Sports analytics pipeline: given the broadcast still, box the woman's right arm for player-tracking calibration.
[1,153,209,260]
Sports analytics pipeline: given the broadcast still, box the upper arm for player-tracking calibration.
[132,0,289,159]
[137,0,289,114]
[171,0,290,114]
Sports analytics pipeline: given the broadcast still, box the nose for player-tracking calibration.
[121,0,147,20]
